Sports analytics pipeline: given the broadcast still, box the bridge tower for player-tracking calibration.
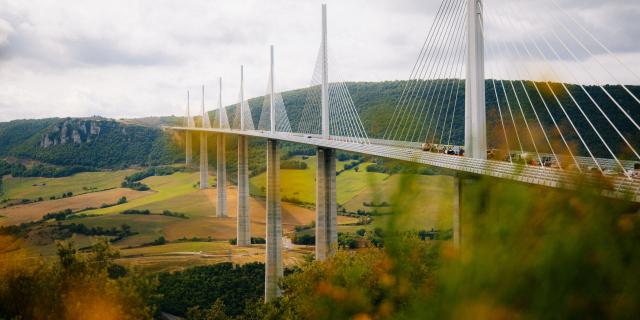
[237,66,251,247]
[216,77,227,218]
[270,46,276,134]
[321,4,329,140]
[316,3,338,261]
[185,91,193,166]
[200,86,209,190]
[265,46,284,301]
[464,0,486,159]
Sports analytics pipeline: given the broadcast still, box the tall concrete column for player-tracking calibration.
[465,0,486,159]
[185,90,193,166]
[199,133,208,189]
[185,133,192,166]
[265,139,282,302]
[316,147,337,261]
[452,176,461,249]
[237,135,250,246]
[216,134,227,218]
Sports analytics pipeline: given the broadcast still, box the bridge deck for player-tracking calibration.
[167,127,640,203]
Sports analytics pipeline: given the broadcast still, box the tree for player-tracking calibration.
[187,299,228,320]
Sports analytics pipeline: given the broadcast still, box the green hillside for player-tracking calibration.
[0,81,638,171]
[0,117,182,168]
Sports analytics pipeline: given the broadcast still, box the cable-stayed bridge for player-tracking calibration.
[166,1,640,301]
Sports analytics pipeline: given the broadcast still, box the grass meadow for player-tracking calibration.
[1,169,139,202]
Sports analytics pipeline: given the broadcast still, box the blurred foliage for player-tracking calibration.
[259,173,640,319]
[0,238,158,319]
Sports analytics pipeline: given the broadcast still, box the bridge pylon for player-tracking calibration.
[216,77,227,218]
[237,65,250,246]
[321,4,329,140]
[464,0,486,159]
[315,4,338,261]
[200,86,208,190]
[185,91,193,166]
[265,139,282,302]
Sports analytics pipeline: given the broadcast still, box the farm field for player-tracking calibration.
[0,158,454,272]
[1,169,138,202]
[249,156,388,205]
[115,241,313,273]
[342,174,455,231]
[0,188,153,226]
[0,235,313,274]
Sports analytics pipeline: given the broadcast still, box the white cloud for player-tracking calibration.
[0,17,12,47]
[0,0,638,121]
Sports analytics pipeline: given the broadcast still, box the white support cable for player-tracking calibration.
[331,84,350,141]
[541,29,638,174]
[243,99,255,131]
[447,80,462,146]
[447,79,462,146]
[491,37,543,166]
[501,10,581,170]
[331,83,357,143]
[525,34,604,173]
[389,0,465,141]
[298,45,324,135]
[424,78,461,144]
[401,3,466,142]
[483,14,543,164]
[491,56,525,155]
[385,0,459,140]
[309,84,322,134]
[539,10,640,163]
[308,47,325,134]
[428,78,457,144]
[326,47,370,144]
[330,83,349,141]
[275,93,292,133]
[546,6,640,130]
[383,0,451,139]
[505,2,610,174]
[419,2,468,143]
[483,33,512,161]
[300,84,320,134]
[331,81,356,142]
[493,12,562,166]
[422,15,468,144]
[338,81,370,144]
[439,74,463,146]
[338,83,365,143]
[433,34,467,145]
[489,77,513,162]
[549,0,640,105]
[400,0,467,142]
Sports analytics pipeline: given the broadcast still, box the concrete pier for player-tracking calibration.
[265,139,282,302]
[185,133,192,166]
[315,147,337,261]
[199,133,208,189]
[216,134,227,218]
[237,135,250,246]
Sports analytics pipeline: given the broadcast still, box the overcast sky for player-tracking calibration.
[0,0,638,122]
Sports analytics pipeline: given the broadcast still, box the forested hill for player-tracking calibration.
[0,117,182,168]
[227,80,639,159]
[1,81,638,169]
